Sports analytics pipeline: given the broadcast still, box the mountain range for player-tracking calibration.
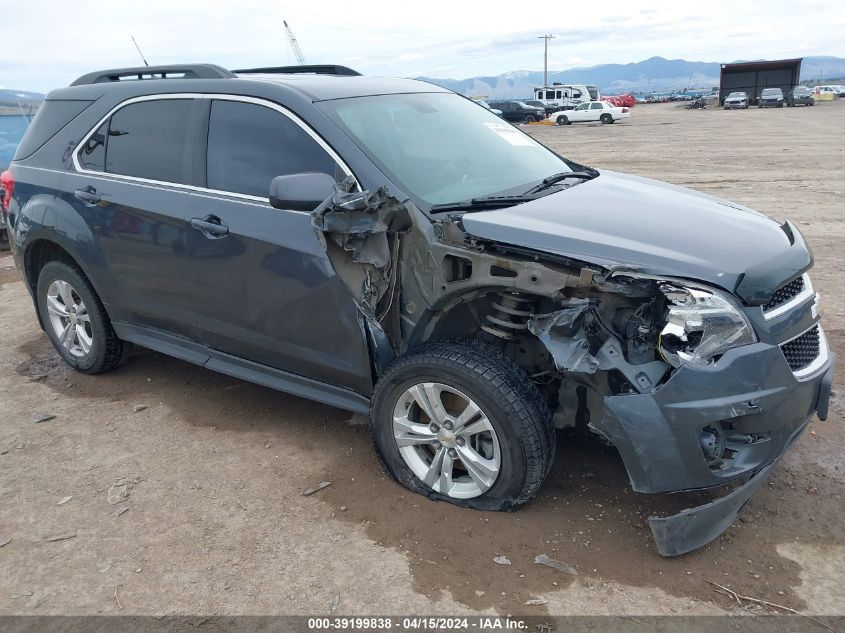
[0,88,44,110]
[3,56,845,102]
[417,55,845,98]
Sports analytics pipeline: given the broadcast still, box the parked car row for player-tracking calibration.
[600,94,635,108]
[637,93,704,104]
[723,86,816,109]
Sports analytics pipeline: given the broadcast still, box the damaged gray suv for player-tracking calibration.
[4,64,835,556]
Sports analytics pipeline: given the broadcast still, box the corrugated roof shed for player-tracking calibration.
[719,58,802,104]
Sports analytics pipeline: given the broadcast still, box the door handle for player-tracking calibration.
[74,187,101,205]
[190,214,229,238]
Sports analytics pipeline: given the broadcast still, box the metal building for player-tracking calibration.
[719,58,802,104]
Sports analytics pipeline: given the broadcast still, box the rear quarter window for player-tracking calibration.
[14,99,94,161]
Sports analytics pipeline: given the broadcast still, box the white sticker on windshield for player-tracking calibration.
[484,122,535,146]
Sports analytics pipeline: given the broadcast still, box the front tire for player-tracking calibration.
[524,115,536,123]
[556,115,569,125]
[371,340,553,511]
[36,261,123,374]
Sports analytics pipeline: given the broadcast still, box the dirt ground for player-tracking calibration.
[0,100,843,617]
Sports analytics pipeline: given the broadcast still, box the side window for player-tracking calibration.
[79,122,107,171]
[590,103,604,110]
[105,100,194,182]
[575,103,589,111]
[573,91,582,99]
[206,100,341,198]
[555,91,562,99]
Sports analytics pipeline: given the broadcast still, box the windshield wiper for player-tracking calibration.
[524,170,598,195]
[430,195,537,214]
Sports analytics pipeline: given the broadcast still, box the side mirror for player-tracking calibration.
[269,172,336,211]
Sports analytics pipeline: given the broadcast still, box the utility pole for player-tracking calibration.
[538,34,555,86]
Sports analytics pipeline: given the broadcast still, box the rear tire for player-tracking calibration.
[600,113,612,124]
[371,339,554,511]
[36,261,123,374]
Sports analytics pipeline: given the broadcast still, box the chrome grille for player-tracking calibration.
[764,277,805,312]
[780,325,821,372]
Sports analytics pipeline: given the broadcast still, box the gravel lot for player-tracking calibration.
[0,100,843,617]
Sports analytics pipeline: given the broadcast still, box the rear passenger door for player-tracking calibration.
[181,96,372,394]
[65,97,204,338]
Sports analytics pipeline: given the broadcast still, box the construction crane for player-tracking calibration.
[284,20,307,65]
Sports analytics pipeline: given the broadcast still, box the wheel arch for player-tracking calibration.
[24,238,112,331]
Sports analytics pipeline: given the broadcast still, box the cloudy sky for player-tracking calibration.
[2,0,843,92]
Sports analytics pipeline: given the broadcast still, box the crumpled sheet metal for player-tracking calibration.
[311,180,409,268]
[527,299,596,373]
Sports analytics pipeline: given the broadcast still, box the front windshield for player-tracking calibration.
[762,89,781,96]
[318,92,570,207]
[794,87,810,94]
[727,92,745,98]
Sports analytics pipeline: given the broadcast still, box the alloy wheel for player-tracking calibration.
[45,279,93,357]
[392,382,501,499]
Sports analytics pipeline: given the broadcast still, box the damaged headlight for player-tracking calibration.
[658,284,757,368]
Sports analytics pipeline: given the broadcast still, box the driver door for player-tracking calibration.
[571,103,590,121]
[181,96,372,394]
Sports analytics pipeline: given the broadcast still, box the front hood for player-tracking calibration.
[460,170,812,303]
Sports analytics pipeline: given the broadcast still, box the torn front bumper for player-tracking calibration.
[594,341,836,556]
[648,427,792,556]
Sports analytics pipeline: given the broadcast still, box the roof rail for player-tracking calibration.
[70,64,236,86]
[233,64,361,77]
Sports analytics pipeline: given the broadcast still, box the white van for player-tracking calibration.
[533,84,600,110]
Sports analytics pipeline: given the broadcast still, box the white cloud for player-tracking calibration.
[1,0,842,92]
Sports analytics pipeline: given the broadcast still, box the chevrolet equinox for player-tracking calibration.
[2,64,835,556]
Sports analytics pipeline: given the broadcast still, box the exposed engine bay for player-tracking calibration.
[312,177,744,427]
